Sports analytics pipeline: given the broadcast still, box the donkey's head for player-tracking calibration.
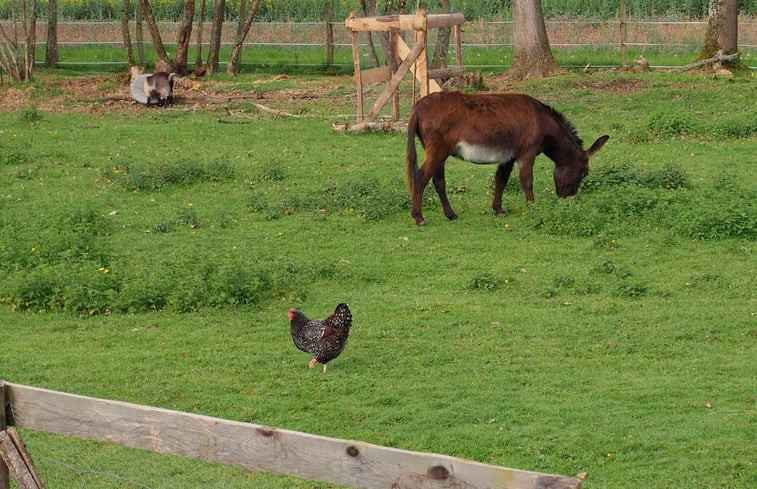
[554,135,609,197]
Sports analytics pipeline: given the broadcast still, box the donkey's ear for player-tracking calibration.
[587,135,610,157]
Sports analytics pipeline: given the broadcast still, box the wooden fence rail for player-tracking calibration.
[1,381,581,489]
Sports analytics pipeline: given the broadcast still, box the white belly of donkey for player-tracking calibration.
[452,141,515,164]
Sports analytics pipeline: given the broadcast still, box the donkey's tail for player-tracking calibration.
[405,111,420,196]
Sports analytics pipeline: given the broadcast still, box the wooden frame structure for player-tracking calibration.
[1,381,582,489]
[345,7,465,129]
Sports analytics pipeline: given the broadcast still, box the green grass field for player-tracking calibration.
[38,42,757,74]
[1,70,755,488]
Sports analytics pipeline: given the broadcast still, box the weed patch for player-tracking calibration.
[250,174,409,221]
[110,158,238,191]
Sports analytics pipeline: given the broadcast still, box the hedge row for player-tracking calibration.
[1,0,755,23]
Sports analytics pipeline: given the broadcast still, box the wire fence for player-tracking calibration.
[3,19,756,69]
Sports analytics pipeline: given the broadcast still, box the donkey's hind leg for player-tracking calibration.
[431,162,458,221]
[492,159,516,215]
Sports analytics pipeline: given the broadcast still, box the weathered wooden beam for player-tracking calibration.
[345,11,464,32]
[395,36,442,94]
[6,382,581,489]
[0,430,45,489]
[6,429,45,489]
[350,28,363,122]
[362,39,426,123]
[360,66,392,86]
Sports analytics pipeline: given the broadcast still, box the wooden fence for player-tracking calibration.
[1,381,582,489]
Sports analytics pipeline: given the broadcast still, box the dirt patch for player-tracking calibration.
[562,76,649,94]
[2,70,653,118]
[0,72,352,115]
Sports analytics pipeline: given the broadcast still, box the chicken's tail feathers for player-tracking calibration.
[327,303,352,330]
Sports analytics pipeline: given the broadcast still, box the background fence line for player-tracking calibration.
[1,18,755,69]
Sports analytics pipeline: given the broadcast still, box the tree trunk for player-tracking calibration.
[175,0,195,74]
[45,0,58,67]
[233,0,247,69]
[120,0,135,67]
[507,0,563,80]
[430,0,451,69]
[696,0,740,67]
[226,0,261,75]
[206,0,225,74]
[195,0,206,68]
[0,21,23,81]
[21,0,36,80]
[140,0,170,66]
[360,0,381,67]
[136,0,145,64]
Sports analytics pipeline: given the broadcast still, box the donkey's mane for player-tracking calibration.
[540,101,583,148]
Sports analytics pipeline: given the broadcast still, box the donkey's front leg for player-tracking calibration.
[492,160,516,215]
[517,156,537,202]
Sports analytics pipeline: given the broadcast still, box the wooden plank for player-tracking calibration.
[345,13,464,32]
[350,29,363,122]
[0,431,42,489]
[362,39,426,123]
[453,24,465,90]
[390,29,399,120]
[6,382,581,489]
[6,429,46,489]
[395,37,441,94]
[360,66,392,86]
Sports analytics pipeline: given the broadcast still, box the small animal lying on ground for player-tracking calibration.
[142,72,176,106]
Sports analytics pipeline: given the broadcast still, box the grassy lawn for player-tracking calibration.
[0,69,755,488]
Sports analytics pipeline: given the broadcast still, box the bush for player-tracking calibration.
[524,163,757,241]
[3,0,737,22]
[646,110,697,138]
[468,273,503,291]
[1,151,31,166]
[115,159,237,191]
[582,162,687,191]
[250,175,408,222]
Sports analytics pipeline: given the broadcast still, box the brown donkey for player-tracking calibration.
[406,91,609,225]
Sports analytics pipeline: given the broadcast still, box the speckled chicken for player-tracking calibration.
[288,303,352,373]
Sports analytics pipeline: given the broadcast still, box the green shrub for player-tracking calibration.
[468,273,503,291]
[2,266,65,311]
[583,162,687,191]
[1,151,30,165]
[646,110,697,138]
[712,114,757,139]
[18,105,42,123]
[116,159,237,191]
[616,281,649,298]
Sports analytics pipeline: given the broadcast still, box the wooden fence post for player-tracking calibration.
[325,1,334,67]
[619,0,628,67]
